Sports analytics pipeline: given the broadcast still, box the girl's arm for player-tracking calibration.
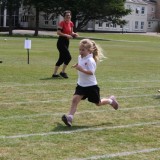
[73,64,93,75]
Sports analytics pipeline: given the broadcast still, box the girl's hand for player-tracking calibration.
[75,64,83,71]
[72,64,93,75]
[72,64,82,70]
[71,63,78,68]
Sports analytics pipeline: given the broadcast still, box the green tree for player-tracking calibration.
[23,0,57,36]
[46,0,131,31]
[0,0,22,35]
[23,0,43,36]
[23,0,131,35]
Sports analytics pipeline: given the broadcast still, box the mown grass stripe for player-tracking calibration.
[0,121,159,139]
[0,94,158,106]
[0,105,158,120]
[0,86,159,96]
[0,80,160,88]
[71,148,160,160]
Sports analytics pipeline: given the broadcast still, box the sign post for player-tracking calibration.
[24,38,31,64]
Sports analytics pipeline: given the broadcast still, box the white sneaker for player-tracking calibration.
[109,96,119,110]
[62,115,72,127]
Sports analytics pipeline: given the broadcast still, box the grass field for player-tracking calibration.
[0,32,160,160]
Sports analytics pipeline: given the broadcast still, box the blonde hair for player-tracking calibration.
[79,39,105,63]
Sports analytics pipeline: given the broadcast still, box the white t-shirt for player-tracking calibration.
[77,54,97,87]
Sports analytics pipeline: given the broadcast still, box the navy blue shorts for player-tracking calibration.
[74,85,100,104]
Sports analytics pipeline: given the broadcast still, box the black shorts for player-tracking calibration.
[74,85,100,104]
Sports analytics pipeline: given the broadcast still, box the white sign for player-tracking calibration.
[24,40,31,49]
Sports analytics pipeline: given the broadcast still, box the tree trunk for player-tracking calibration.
[71,11,78,32]
[34,7,39,36]
[8,11,13,36]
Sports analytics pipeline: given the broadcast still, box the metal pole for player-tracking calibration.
[27,49,29,64]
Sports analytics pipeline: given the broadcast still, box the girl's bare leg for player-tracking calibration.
[69,95,83,116]
[97,98,111,106]
[62,95,83,127]
[96,96,119,110]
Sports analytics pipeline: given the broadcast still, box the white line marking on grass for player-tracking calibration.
[0,121,159,139]
[108,39,147,43]
[0,90,74,95]
[0,86,159,96]
[0,82,75,88]
[0,94,158,106]
[1,80,160,88]
[71,148,160,160]
[113,86,160,90]
[118,94,157,98]
[0,99,68,105]
[113,79,160,83]
[0,105,158,120]
[78,36,148,42]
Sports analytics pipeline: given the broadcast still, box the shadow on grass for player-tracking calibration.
[39,77,64,80]
[52,122,113,132]
[154,95,160,99]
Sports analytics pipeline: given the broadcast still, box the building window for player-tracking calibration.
[141,22,144,29]
[136,7,140,14]
[52,20,56,26]
[45,20,49,25]
[113,24,116,28]
[135,21,138,29]
[51,15,57,26]
[126,5,131,9]
[126,4,133,12]
[106,23,109,28]
[44,14,49,25]
[148,21,151,28]
[98,21,103,28]
[21,15,28,22]
[141,7,145,15]
[124,21,129,30]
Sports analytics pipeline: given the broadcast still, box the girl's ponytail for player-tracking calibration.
[92,41,106,63]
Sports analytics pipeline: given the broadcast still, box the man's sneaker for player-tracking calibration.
[62,115,72,127]
[109,96,119,110]
[60,72,68,78]
[52,74,60,78]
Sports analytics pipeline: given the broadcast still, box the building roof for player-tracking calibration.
[126,0,147,4]
[126,0,157,4]
[143,0,156,3]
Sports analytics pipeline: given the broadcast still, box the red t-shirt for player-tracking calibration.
[59,20,74,35]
